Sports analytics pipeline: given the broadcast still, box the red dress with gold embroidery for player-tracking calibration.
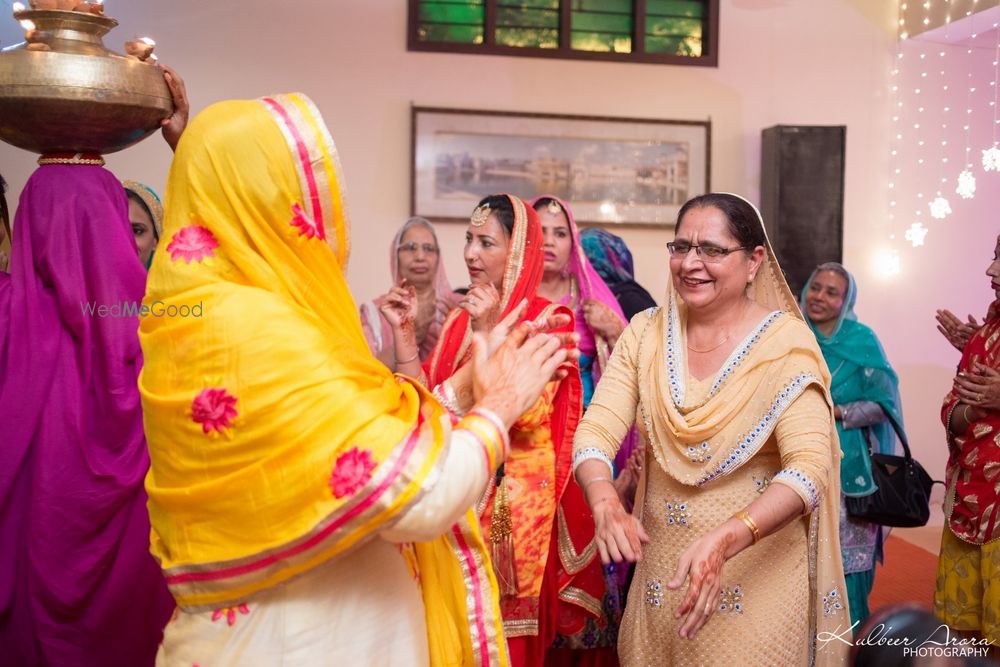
[425,195,610,667]
[942,301,1000,545]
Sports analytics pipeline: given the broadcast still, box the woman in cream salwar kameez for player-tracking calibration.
[139,93,573,667]
[574,193,850,666]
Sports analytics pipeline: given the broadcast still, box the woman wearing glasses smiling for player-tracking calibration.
[572,193,848,666]
[360,217,462,372]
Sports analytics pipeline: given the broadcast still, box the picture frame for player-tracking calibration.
[411,106,711,228]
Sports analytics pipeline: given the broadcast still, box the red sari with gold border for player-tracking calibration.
[426,195,608,667]
[941,300,1000,545]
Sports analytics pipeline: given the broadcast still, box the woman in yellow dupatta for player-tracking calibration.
[140,93,571,667]
[573,194,849,666]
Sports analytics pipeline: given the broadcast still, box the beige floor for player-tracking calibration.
[892,524,943,555]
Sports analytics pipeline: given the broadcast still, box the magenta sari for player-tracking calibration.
[0,165,173,666]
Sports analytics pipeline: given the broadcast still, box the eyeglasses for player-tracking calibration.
[397,242,439,255]
[666,241,747,263]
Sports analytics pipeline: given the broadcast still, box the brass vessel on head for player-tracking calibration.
[0,8,173,155]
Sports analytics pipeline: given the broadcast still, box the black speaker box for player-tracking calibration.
[760,125,846,297]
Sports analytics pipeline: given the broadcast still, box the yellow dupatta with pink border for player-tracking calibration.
[139,94,507,666]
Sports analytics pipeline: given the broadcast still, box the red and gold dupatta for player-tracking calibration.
[426,195,602,662]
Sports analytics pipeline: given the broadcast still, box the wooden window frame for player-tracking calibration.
[407,0,720,67]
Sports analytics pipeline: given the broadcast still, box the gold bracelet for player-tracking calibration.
[962,403,975,425]
[734,510,760,544]
[396,350,419,365]
[582,476,613,492]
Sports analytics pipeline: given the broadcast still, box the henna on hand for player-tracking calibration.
[670,529,735,639]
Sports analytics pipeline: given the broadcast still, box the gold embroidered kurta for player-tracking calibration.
[574,302,850,667]
[621,373,830,666]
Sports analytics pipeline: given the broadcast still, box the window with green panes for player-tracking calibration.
[408,0,718,66]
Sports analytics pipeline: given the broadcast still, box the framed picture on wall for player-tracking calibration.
[411,106,710,228]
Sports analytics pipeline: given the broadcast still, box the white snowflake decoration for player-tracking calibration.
[905,222,928,247]
[983,146,1000,172]
[956,169,976,199]
[876,248,901,277]
[929,196,952,219]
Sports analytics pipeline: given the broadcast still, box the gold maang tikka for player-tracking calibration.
[546,200,562,214]
[471,204,491,227]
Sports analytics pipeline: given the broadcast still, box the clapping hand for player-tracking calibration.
[460,283,501,333]
[471,299,579,427]
[582,299,624,342]
[936,309,980,352]
[953,362,1000,417]
[379,281,418,331]
[613,448,643,506]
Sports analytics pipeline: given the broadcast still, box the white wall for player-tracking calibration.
[0,0,896,306]
[12,1,990,501]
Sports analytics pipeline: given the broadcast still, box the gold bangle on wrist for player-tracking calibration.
[396,350,419,365]
[582,476,613,492]
[735,510,760,544]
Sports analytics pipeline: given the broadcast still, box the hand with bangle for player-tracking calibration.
[378,280,423,374]
[953,362,1000,418]
[577,458,649,565]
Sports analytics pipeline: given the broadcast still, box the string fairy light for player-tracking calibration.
[881,0,907,276]
[929,41,952,221]
[958,41,978,197]
[982,23,1000,171]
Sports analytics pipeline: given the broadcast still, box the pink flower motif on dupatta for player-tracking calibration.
[167,225,219,264]
[329,448,377,499]
[191,388,238,435]
[211,603,250,627]
[290,202,326,240]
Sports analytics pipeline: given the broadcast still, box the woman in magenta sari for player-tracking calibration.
[530,197,629,410]
[0,161,174,666]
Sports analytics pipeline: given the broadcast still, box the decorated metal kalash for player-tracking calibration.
[0,0,172,161]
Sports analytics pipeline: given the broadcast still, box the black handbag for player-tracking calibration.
[844,414,940,528]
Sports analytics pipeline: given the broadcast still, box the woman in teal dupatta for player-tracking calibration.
[801,262,906,627]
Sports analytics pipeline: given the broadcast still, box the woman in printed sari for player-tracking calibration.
[360,217,462,371]
[0,159,174,666]
[574,193,849,666]
[425,194,606,667]
[935,234,1000,648]
[140,95,573,666]
[123,179,164,271]
[578,227,657,321]
[801,262,906,627]
[527,195,639,664]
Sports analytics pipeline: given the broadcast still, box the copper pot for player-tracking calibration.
[0,9,172,155]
